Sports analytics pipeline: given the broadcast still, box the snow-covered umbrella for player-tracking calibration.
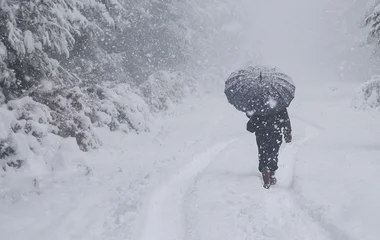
[224,65,295,117]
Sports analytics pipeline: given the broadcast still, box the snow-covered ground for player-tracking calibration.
[0,75,379,240]
[2,0,380,239]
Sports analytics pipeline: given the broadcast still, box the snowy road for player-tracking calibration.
[134,82,380,240]
[136,114,333,240]
[138,140,237,240]
[1,82,380,240]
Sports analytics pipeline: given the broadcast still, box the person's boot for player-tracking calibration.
[262,167,271,189]
[270,171,277,185]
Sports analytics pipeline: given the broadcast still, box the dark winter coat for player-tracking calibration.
[246,108,292,141]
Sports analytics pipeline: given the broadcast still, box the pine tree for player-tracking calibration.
[0,0,124,100]
[364,1,380,44]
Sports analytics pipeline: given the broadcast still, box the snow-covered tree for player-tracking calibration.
[0,0,125,100]
[0,0,241,169]
[351,1,380,111]
[364,1,380,44]
[72,0,188,84]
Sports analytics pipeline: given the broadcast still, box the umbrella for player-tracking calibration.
[224,65,295,116]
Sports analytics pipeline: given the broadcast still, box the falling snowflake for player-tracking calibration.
[266,97,277,108]
[246,110,254,116]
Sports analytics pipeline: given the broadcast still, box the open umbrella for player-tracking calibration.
[224,65,295,116]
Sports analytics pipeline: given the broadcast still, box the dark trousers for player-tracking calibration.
[255,131,282,172]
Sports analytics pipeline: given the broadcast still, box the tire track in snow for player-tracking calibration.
[182,116,346,240]
[287,117,356,240]
[137,139,237,240]
[278,115,324,189]
[257,118,328,239]
[184,134,333,240]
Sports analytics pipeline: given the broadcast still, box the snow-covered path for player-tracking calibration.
[138,140,237,240]
[184,122,331,240]
[136,114,329,240]
[134,81,380,240]
[1,80,380,240]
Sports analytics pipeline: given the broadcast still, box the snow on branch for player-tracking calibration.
[352,75,380,110]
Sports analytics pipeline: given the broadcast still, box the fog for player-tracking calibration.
[208,0,378,84]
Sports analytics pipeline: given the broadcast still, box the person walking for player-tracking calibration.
[224,65,295,189]
[246,108,292,189]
